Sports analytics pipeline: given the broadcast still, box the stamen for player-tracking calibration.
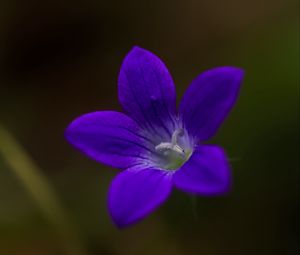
[155,129,186,158]
[171,129,184,145]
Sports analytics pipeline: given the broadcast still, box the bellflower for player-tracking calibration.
[65,46,244,228]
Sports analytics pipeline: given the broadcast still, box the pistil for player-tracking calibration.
[155,129,186,158]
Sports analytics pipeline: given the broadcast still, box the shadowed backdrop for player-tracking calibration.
[0,0,299,254]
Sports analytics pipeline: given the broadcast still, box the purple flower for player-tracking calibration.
[65,46,244,228]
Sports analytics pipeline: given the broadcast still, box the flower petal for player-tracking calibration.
[118,46,176,138]
[179,67,244,141]
[173,145,231,196]
[108,167,173,228]
[65,111,151,169]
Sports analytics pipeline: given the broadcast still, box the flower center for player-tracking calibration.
[155,129,191,170]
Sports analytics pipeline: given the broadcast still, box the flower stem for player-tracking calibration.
[0,125,89,255]
[190,195,199,221]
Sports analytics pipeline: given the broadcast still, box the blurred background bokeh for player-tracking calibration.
[0,0,299,254]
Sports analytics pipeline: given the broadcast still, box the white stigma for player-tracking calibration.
[155,129,186,158]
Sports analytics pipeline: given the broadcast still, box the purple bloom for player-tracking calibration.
[65,46,244,228]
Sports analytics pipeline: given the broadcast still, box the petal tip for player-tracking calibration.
[132,45,143,51]
[110,214,139,229]
[110,215,129,229]
[216,66,245,81]
[64,118,77,144]
[126,46,161,62]
[107,197,141,229]
[128,45,147,56]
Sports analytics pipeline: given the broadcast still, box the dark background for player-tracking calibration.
[0,0,299,254]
